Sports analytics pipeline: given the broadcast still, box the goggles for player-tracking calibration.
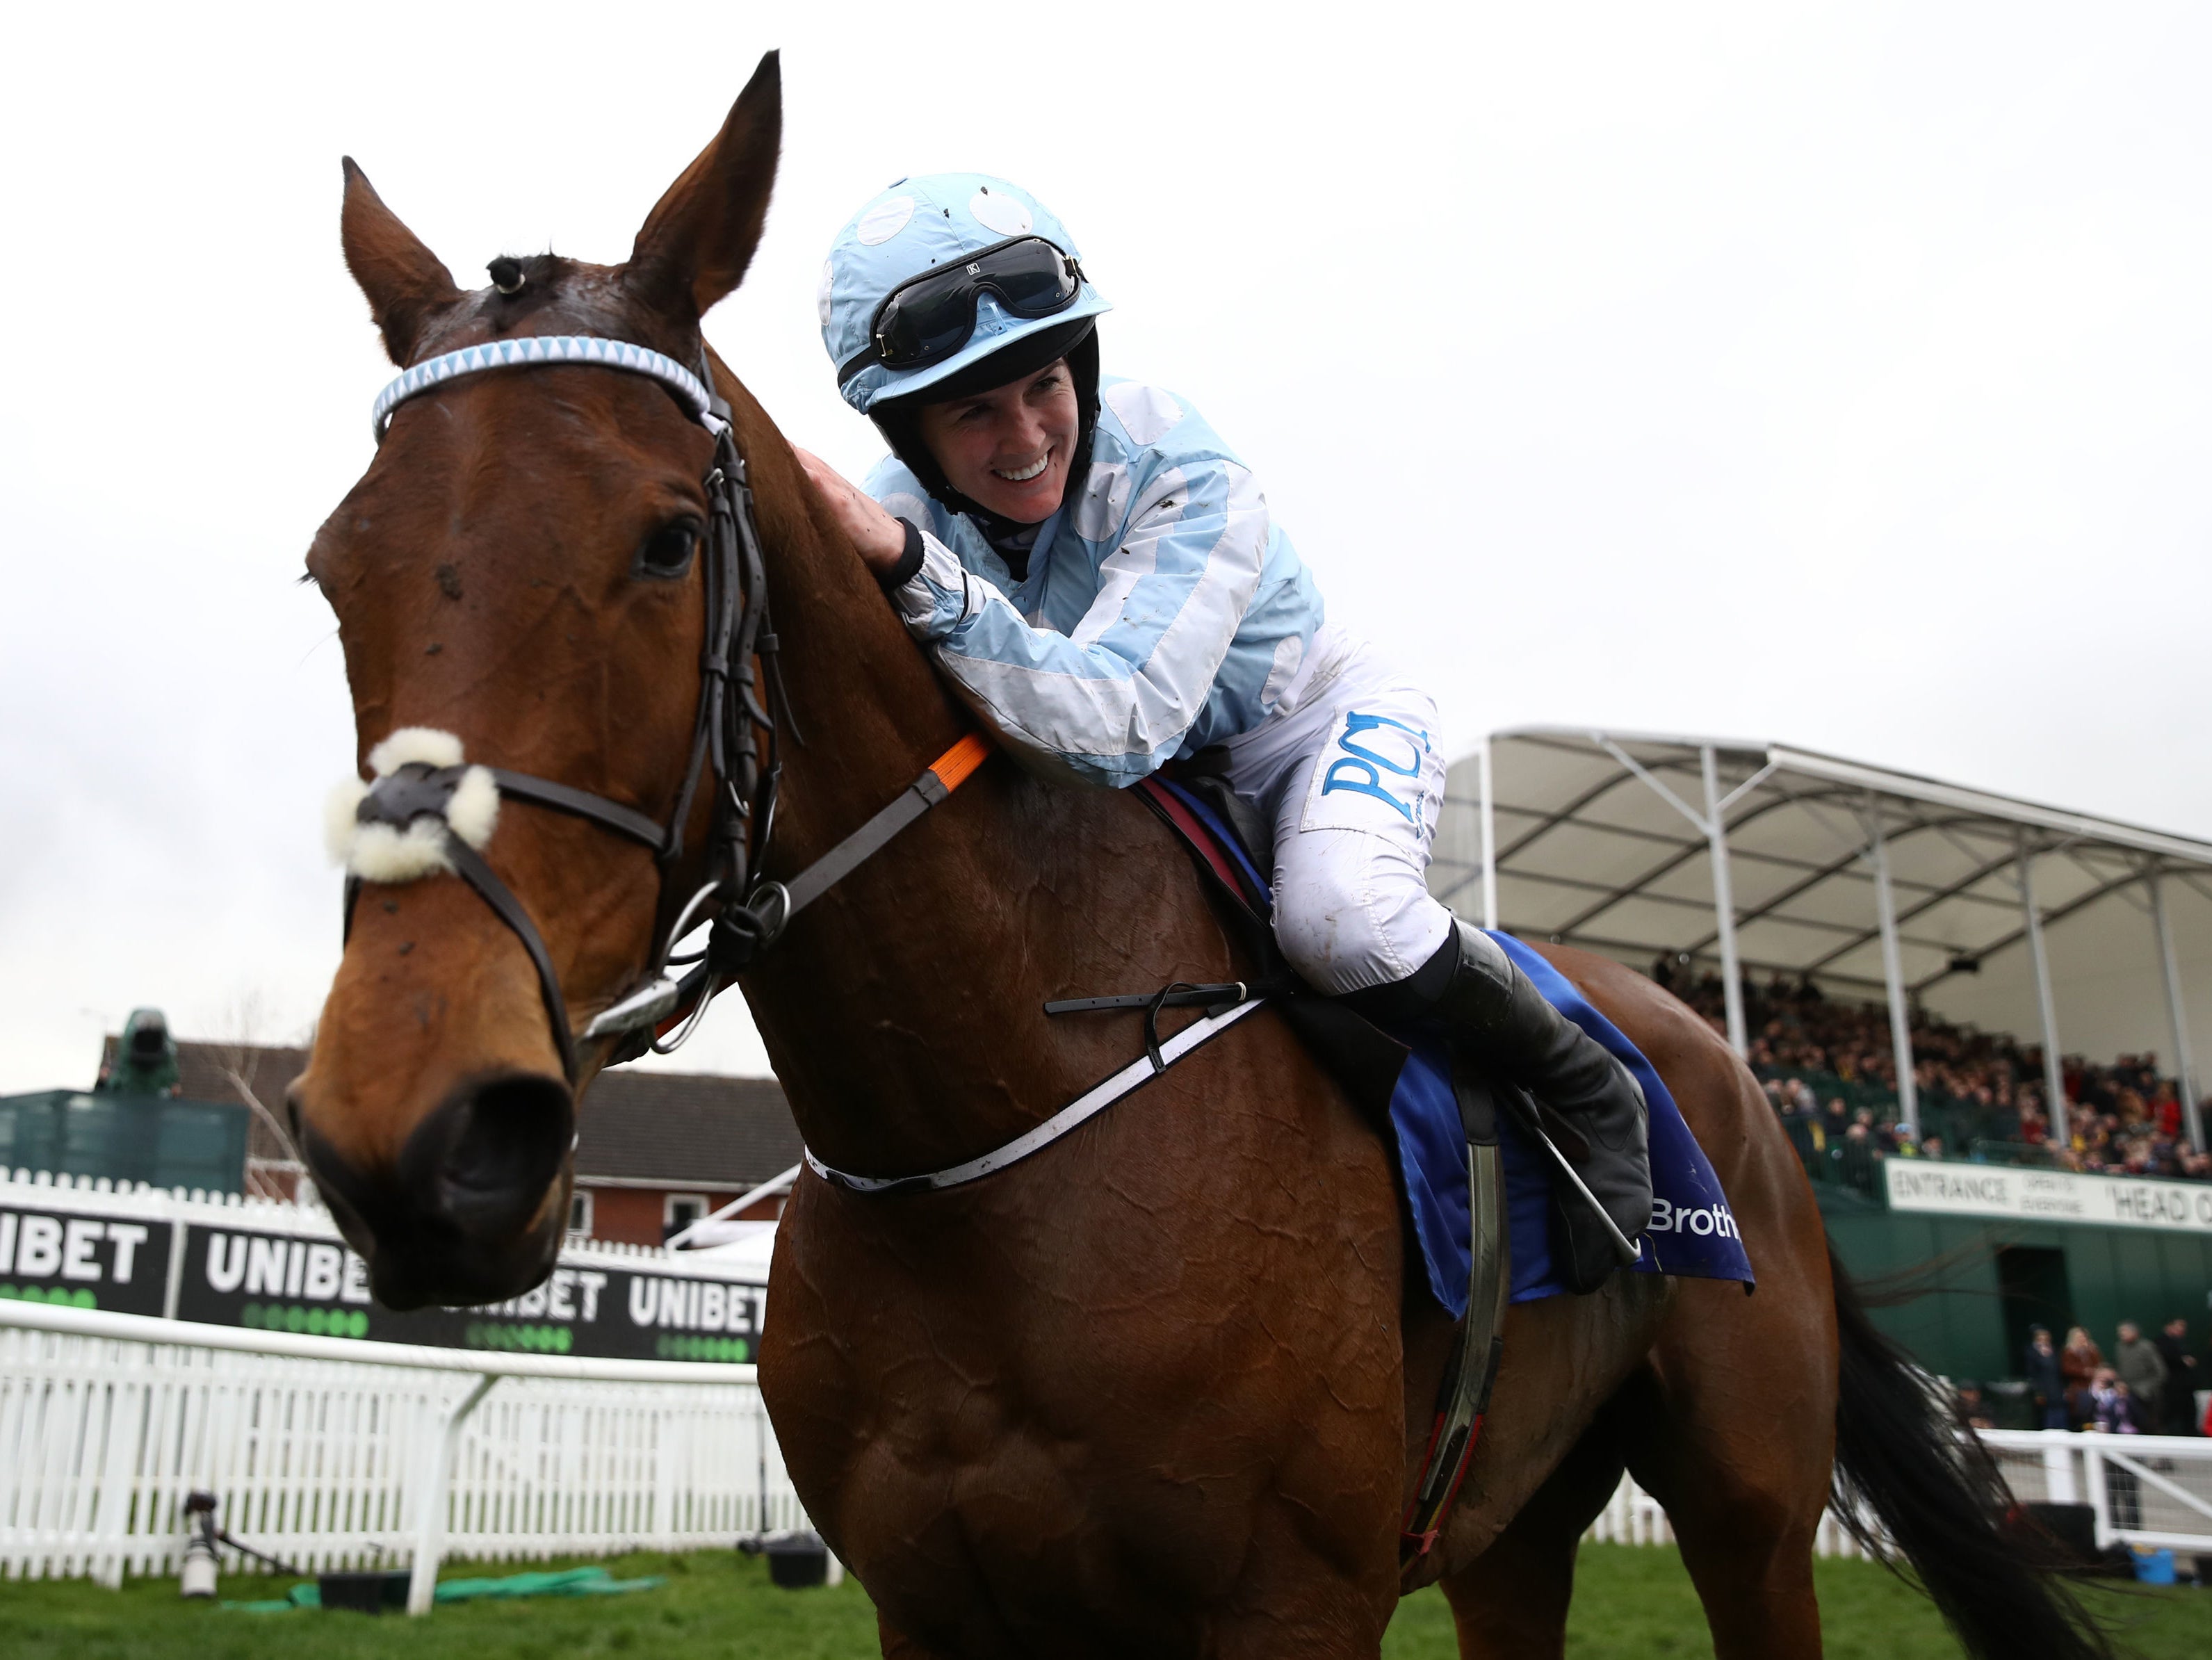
[839,236,1086,387]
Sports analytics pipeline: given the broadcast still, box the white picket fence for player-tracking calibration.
[1585,1475,1878,1558]
[1586,1430,2212,1559]
[13,1294,2208,1611]
[0,1302,802,1609]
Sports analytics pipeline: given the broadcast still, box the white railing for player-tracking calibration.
[1586,1431,2212,1559]
[1978,1429,2212,1554]
[0,1301,802,1613]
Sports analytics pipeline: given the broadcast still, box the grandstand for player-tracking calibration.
[1426,730,2212,1174]
[1422,730,2212,1390]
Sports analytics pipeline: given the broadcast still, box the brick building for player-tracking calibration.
[92,1025,799,1244]
[568,1071,801,1244]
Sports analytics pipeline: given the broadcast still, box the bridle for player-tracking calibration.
[342,332,998,1084]
[345,334,789,1083]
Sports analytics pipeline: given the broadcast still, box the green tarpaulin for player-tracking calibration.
[225,1565,664,1613]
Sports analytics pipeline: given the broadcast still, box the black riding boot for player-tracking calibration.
[1433,921,1652,1292]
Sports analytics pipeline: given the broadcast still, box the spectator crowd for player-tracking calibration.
[1654,963,2212,1182]
[2010,1318,2209,1439]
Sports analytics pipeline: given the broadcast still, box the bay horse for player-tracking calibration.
[291,55,2106,1659]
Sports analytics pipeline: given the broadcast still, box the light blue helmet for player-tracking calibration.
[820,172,1111,416]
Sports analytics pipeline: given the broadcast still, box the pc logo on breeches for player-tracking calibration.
[1313,711,1432,829]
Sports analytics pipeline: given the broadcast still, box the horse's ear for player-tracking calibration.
[625,51,782,321]
[340,158,462,366]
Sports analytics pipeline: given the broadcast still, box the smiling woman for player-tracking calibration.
[800,169,1660,1283]
[915,361,1081,521]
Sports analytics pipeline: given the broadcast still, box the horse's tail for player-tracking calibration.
[1827,1241,2113,1660]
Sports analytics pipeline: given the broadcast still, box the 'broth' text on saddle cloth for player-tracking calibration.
[1386,935,1755,1314]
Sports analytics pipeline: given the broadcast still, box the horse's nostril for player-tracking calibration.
[407,1072,574,1238]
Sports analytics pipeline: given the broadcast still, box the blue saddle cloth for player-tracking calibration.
[1139,778,1754,1315]
[1385,933,1756,1313]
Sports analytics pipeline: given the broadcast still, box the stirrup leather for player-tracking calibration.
[1399,1061,1509,1569]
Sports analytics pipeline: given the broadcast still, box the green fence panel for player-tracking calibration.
[0,1091,247,1193]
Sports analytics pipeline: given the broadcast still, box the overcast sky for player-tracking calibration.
[1,2,2206,1091]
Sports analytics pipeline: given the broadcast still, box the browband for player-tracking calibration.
[372,334,719,439]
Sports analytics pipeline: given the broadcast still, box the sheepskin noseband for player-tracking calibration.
[326,727,501,883]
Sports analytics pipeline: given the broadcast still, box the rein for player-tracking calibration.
[343,334,989,1082]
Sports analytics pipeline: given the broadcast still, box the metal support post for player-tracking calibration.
[1478,737,1499,933]
[408,1373,498,1616]
[1865,801,1919,1139]
[2017,839,2069,1149]
[2081,1440,2113,1550]
[1701,746,1747,1057]
[2149,865,2204,1153]
[2042,1438,2078,1506]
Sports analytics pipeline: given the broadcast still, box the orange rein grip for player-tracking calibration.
[926,731,993,794]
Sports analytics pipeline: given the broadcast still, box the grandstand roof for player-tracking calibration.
[1425,729,2212,1087]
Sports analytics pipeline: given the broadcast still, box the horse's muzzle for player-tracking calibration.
[298,1070,574,1310]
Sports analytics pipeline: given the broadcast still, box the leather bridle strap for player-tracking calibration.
[350,335,996,1084]
[338,757,662,1087]
[624,731,997,1043]
[445,838,581,1084]
[351,334,782,1086]
[489,771,667,852]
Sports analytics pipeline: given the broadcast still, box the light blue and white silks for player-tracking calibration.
[822,171,1457,996]
[870,377,1344,780]
[880,384,1455,997]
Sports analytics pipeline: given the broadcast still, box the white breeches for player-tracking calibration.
[1218,638,1454,996]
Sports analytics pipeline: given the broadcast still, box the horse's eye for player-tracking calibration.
[636,518,701,578]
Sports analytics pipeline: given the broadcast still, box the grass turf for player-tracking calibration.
[1385,1545,2202,1658]
[0,1542,2197,1657]
[0,1549,881,1660]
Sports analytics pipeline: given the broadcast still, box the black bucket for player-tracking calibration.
[763,1532,829,1589]
[318,1569,412,1613]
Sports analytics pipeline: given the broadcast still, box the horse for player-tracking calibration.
[290,56,2106,1659]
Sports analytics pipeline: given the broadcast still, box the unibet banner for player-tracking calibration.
[0,1197,170,1317]
[176,1222,765,1363]
[0,1178,764,1365]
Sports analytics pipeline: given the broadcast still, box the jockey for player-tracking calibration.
[798,174,1651,1285]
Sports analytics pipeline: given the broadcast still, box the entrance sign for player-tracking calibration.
[1886,1160,2212,1235]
